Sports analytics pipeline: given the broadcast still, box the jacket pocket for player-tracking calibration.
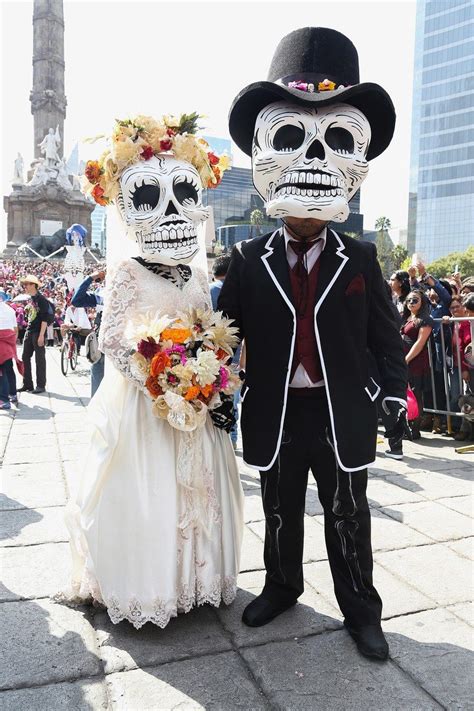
[364,377,381,402]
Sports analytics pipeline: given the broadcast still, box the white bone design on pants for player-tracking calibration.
[252,101,371,223]
[325,428,369,596]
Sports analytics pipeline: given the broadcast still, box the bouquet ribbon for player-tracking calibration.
[162,392,217,536]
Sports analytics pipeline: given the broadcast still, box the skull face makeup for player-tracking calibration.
[252,101,371,222]
[116,155,209,265]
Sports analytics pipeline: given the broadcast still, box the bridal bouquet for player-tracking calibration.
[128,308,240,431]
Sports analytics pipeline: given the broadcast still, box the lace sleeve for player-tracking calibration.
[193,267,212,309]
[99,261,141,386]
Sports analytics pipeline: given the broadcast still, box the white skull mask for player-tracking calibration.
[116,155,209,265]
[252,101,371,222]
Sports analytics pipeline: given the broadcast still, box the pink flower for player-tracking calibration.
[218,366,229,389]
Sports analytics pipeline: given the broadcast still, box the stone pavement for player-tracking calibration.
[1,348,473,710]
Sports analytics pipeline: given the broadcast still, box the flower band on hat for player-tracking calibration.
[286,78,349,93]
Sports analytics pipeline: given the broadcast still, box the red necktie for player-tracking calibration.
[289,240,316,314]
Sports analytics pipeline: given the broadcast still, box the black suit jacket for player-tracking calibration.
[218,227,407,472]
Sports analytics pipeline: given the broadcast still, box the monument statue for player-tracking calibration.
[3,0,94,256]
[12,153,24,185]
[39,126,61,167]
[57,158,73,191]
[28,159,50,186]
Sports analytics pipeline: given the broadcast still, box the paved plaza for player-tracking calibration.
[0,349,473,710]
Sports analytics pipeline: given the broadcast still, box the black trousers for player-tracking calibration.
[22,331,46,389]
[260,389,382,626]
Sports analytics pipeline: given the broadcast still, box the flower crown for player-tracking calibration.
[81,113,231,206]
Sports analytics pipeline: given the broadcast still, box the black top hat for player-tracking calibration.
[229,27,395,160]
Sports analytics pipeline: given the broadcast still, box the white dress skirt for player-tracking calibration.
[65,258,244,629]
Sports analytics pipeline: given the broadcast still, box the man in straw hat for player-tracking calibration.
[219,27,408,660]
[19,274,52,394]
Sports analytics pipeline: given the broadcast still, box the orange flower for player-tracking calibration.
[145,375,162,398]
[150,351,171,376]
[91,184,108,206]
[184,385,200,401]
[161,328,192,344]
[216,348,229,361]
[200,384,213,398]
[318,79,336,91]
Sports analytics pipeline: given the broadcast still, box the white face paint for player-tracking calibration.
[252,101,371,222]
[116,155,209,265]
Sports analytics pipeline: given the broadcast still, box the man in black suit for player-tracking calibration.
[218,27,407,661]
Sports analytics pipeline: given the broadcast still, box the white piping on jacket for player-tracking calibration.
[243,228,379,474]
[365,377,381,402]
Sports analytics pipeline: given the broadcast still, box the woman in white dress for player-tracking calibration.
[65,114,243,629]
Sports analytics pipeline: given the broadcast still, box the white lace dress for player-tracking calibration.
[65,258,244,629]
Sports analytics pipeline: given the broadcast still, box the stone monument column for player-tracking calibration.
[3,0,94,257]
[30,0,67,160]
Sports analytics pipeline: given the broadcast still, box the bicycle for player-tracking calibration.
[60,327,79,375]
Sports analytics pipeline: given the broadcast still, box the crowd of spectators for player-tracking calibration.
[0,254,472,444]
[0,258,105,346]
[390,261,474,443]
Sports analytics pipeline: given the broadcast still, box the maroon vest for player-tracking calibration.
[289,260,322,383]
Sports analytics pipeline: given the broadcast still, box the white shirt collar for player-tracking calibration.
[283,225,328,251]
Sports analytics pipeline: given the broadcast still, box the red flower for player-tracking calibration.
[166,128,176,137]
[160,138,173,151]
[85,160,102,184]
[141,145,154,160]
[137,338,160,359]
[91,184,108,206]
[208,152,219,166]
[145,375,162,398]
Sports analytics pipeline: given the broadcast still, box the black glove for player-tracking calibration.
[209,394,236,433]
[384,402,412,441]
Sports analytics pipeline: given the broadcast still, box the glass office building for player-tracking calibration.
[407,0,474,262]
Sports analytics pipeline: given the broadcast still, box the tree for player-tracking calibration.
[250,208,264,238]
[375,216,392,232]
[374,216,394,277]
[392,244,409,271]
[427,245,474,279]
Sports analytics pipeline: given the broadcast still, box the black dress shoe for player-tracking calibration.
[33,387,46,394]
[242,594,297,627]
[17,386,34,393]
[344,621,389,661]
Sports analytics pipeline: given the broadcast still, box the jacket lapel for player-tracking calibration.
[261,229,295,315]
[314,229,349,313]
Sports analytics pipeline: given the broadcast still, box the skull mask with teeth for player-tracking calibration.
[116,155,209,265]
[252,101,371,222]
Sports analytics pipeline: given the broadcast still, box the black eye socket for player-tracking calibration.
[272,124,305,152]
[324,126,354,154]
[174,178,199,205]
[132,183,160,211]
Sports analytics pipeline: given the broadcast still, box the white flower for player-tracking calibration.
[129,352,149,383]
[195,350,220,387]
[203,311,239,355]
[127,312,171,343]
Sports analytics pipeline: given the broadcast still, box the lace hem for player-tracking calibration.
[105,575,237,629]
[55,573,237,630]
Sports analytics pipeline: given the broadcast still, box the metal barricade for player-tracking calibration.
[423,316,473,434]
